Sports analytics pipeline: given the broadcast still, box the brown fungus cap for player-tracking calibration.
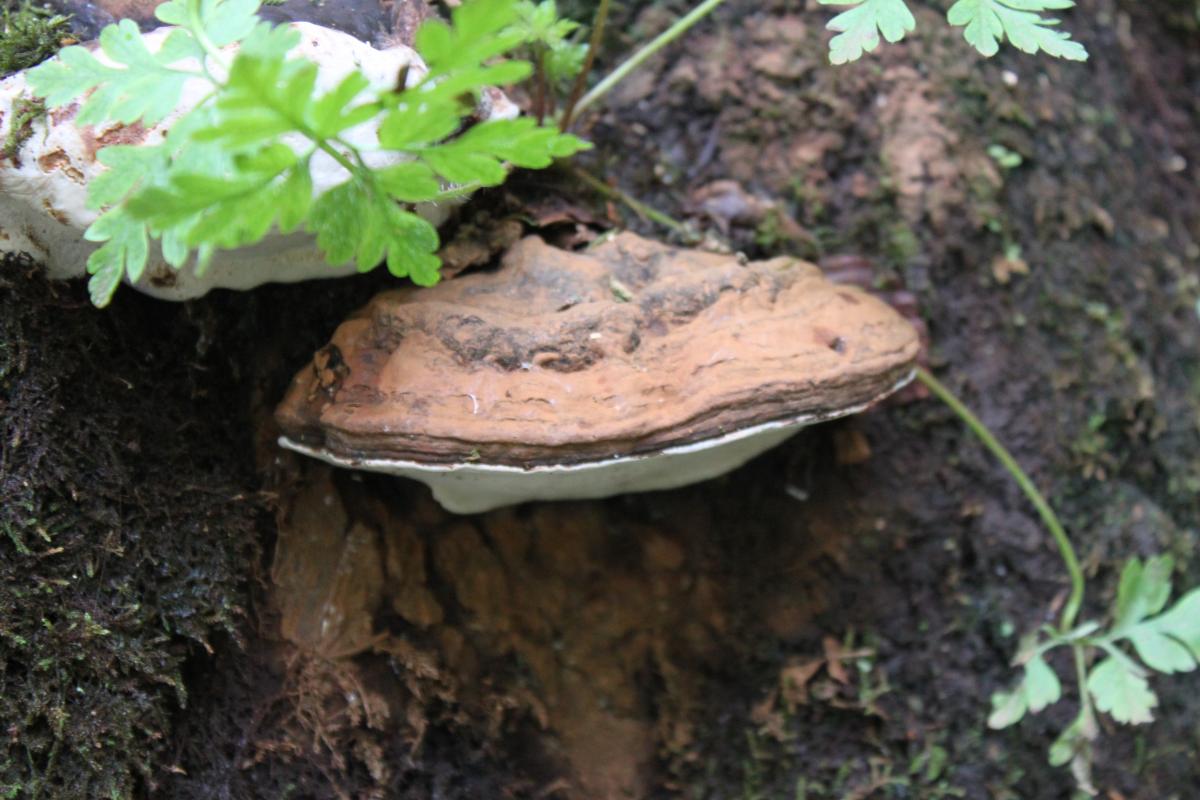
[276,233,920,492]
[278,235,916,510]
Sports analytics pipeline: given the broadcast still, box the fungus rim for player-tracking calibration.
[276,367,912,513]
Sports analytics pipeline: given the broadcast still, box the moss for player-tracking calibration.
[0,259,258,797]
[2,93,44,162]
[0,1,71,77]
[883,219,921,266]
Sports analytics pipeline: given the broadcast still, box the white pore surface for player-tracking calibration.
[277,370,915,514]
[0,23,513,300]
[282,421,801,514]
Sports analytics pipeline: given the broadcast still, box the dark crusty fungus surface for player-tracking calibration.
[275,233,921,512]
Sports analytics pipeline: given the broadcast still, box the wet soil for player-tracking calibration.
[1,0,1198,798]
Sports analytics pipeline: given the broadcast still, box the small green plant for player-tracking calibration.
[985,554,1200,794]
[510,0,587,120]
[818,0,1087,64]
[987,143,1023,169]
[918,369,1200,795]
[25,0,587,305]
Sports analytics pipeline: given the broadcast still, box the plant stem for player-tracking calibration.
[187,1,230,76]
[915,367,1084,633]
[571,0,728,118]
[569,165,694,239]
[533,46,549,124]
[1073,645,1095,728]
[559,0,610,131]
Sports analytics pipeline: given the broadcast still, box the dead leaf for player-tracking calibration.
[526,197,602,229]
[992,252,1029,284]
[779,659,823,711]
[750,688,779,725]
[438,218,523,278]
[833,428,872,465]
[823,636,851,684]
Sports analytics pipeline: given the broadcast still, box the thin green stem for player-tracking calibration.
[305,133,355,175]
[330,134,475,203]
[186,0,230,75]
[915,366,1084,634]
[1072,645,1095,735]
[572,0,728,118]
[1095,640,1149,676]
[569,165,693,239]
[332,133,377,173]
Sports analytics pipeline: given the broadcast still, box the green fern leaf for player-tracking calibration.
[818,0,916,64]
[947,0,1087,60]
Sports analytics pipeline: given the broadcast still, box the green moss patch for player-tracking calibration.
[0,1,70,76]
[0,260,259,798]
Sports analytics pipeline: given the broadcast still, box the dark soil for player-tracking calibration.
[1,0,1198,798]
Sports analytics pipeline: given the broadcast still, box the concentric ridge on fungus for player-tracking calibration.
[276,233,921,511]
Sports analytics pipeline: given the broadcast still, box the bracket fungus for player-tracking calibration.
[0,22,515,299]
[276,233,921,513]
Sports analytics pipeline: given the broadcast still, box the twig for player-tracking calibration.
[558,0,609,131]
